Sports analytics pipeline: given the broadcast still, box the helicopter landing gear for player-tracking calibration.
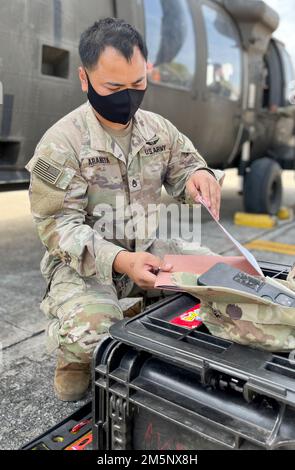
[243,157,282,215]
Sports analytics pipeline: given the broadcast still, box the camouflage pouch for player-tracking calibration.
[171,266,295,352]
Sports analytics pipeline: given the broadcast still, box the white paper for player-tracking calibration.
[198,196,264,276]
[266,276,295,296]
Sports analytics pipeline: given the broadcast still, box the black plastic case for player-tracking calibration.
[93,261,295,450]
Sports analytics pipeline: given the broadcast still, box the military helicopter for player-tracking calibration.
[0,0,294,214]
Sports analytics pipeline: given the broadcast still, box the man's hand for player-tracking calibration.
[186,170,222,220]
[113,251,173,290]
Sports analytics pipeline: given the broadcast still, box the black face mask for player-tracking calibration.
[85,70,146,125]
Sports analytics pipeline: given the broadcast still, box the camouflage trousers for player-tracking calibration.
[39,239,215,364]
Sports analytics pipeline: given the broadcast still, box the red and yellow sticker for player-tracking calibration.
[169,304,202,328]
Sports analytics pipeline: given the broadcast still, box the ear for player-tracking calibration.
[78,67,88,93]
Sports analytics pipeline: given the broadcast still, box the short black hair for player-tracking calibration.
[79,18,148,70]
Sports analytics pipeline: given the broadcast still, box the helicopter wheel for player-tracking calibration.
[243,157,282,215]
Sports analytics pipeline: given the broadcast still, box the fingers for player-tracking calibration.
[139,264,173,289]
[204,178,221,220]
[187,172,211,207]
[210,180,221,220]
[213,183,221,220]
[186,177,201,202]
[198,179,211,208]
[143,253,172,272]
[160,262,173,272]
[135,253,173,289]
[143,253,161,268]
[187,172,222,220]
[138,270,158,289]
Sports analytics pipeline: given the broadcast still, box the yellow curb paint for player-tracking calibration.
[277,207,293,220]
[244,240,295,255]
[234,212,276,229]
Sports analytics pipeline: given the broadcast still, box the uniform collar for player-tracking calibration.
[85,101,158,166]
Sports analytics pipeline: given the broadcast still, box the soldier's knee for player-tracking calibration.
[60,299,123,339]
[47,297,123,362]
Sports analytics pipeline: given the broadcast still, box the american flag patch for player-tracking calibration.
[32,157,62,185]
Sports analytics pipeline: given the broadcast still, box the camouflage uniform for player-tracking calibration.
[25,101,225,363]
[172,268,295,352]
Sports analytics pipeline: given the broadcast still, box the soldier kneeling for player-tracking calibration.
[26,18,224,401]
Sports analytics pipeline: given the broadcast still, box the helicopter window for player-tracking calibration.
[143,0,196,89]
[41,45,69,79]
[277,44,295,106]
[264,41,284,108]
[262,59,270,109]
[202,4,241,102]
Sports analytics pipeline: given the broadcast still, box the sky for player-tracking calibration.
[264,0,295,67]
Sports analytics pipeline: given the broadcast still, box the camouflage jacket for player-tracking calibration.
[172,268,295,352]
[25,101,225,286]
